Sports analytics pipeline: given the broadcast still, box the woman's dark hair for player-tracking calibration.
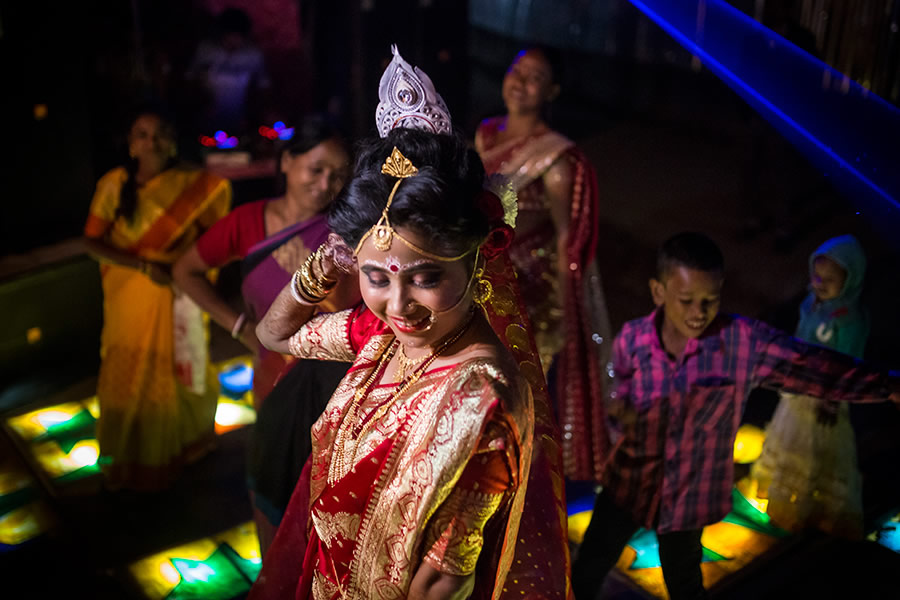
[117,110,177,223]
[329,128,489,257]
[275,115,349,193]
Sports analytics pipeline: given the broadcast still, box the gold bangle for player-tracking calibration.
[302,251,335,293]
[299,265,329,302]
[299,262,326,296]
[290,268,325,304]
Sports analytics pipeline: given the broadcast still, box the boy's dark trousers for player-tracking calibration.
[571,490,708,600]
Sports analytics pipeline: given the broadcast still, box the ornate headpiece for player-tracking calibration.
[375,45,452,138]
[356,45,517,265]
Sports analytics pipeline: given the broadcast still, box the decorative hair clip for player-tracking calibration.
[354,147,418,254]
[354,146,472,262]
[375,45,452,138]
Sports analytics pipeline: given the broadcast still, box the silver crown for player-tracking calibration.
[375,45,452,138]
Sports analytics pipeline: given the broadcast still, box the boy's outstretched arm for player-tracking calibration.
[752,323,900,404]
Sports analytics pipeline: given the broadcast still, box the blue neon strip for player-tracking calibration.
[628,0,900,216]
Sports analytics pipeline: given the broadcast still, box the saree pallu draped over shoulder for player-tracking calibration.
[85,166,231,491]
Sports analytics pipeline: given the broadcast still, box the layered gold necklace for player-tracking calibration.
[328,313,475,485]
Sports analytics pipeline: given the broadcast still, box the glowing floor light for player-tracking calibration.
[733,424,765,464]
[0,501,55,548]
[216,356,254,398]
[129,521,260,599]
[214,400,256,434]
[7,401,91,442]
[68,440,100,469]
[869,510,900,554]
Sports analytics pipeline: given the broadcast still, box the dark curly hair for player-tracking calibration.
[328,128,489,258]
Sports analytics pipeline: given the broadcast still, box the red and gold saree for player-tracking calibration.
[251,254,572,599]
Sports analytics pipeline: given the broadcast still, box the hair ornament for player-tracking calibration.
[355,45,474,262]
[483,174,518,228]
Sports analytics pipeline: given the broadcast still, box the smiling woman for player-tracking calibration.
[172,115,359,555]
[248,47,572,600]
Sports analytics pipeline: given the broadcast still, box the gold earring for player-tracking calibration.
[472,268,493,305]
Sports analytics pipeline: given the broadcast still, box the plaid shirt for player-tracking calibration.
[602,309,894,533]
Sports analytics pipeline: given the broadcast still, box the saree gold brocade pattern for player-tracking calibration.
[289,310,355,362]
[294,309,534,599]
[423,486,507,575]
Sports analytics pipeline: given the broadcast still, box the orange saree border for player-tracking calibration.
[129,171,223,254]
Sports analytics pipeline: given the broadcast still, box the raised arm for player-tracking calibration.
[257,234,357,354]
[753,323,900,403]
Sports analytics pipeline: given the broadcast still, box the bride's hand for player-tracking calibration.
[316,233,357,283]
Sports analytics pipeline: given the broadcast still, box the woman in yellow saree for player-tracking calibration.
[249,47,571,599]
[83,111,231,491]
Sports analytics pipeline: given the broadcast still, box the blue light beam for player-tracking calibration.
[628,0,900,238]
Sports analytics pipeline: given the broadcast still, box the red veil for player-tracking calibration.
[479,249,573,599]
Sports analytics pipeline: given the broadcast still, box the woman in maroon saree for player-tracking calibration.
[476,46,612,481]
[249,47,572,599]
[174,117,359,554]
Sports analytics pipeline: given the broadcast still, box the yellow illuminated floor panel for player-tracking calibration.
[129,521,261,600]
[4,357,258,487]
[568,476,788,599]
[0,438,56,550]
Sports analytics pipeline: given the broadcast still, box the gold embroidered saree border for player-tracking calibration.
[479,129,574,192]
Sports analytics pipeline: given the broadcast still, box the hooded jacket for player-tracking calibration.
[795,234,868,359]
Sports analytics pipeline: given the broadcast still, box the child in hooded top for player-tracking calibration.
[571,232,899,600]
[751,234,869,539]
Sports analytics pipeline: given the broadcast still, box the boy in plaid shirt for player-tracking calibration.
[571,232,899,600]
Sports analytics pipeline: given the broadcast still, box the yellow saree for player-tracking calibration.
[85,166,231,490]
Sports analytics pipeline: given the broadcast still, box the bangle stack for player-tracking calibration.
[290,247,337,304]
[231,312,248,339]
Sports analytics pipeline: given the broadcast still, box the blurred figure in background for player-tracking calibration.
[475,45,612,481]
[185,8,271,136]
[752,234,868,539]
[173,115,359,554]
[83,110,231,491]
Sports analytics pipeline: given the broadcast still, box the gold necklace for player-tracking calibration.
[329,342,397,485]
[328,313,475,485]
[394,343,427,383]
